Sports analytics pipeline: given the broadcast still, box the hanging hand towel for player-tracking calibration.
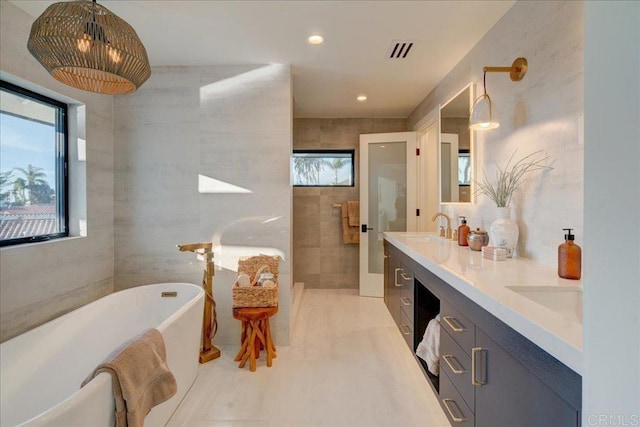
[341,202,359,244]
[346,201,359,227]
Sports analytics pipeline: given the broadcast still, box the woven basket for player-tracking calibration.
[232,284,278,308]
[233,255,280,308]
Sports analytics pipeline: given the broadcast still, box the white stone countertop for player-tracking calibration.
[384,232,583,375]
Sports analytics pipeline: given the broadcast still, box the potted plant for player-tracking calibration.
[475,150,552,257]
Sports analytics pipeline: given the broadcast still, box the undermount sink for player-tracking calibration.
[402,233,448,242]
[506,285,583,325]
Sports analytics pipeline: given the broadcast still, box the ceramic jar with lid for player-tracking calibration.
[468,228,490,251]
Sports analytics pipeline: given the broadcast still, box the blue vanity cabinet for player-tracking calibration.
[384,245,414,340]
[398,267,415,349]
[383,246,401,328]
[383,240,582,427]
[383,246,392,321]
[474,328,579,427]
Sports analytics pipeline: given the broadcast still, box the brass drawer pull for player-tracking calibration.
[442,398,466,423]
[442,354,465,375]
[472,347,487,386]
[443,316,466,332]
[400,296,412,306]
[394,268,404,287]
[400,324,412,335]
[400,271,412,281]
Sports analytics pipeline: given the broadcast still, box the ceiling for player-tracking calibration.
[12,1,515,118]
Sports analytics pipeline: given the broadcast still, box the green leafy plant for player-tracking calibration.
[475,150,552,207]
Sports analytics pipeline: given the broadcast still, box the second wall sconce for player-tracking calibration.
[469,57,528,130]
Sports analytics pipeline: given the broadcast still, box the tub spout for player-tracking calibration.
[177,242,220,363]
[177,242,212,252]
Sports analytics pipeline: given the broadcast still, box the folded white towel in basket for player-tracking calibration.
[416,314,440,376]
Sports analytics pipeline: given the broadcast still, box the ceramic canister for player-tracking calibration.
[468,228,490,251]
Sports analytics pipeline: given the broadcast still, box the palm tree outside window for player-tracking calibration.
[0,80,68,246]
[292,150,354,187]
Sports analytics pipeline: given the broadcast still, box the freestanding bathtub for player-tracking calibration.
[0,283,204,427]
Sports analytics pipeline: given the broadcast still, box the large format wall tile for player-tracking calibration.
[115,64,292,345]
[408,0,584,267]
[292,118,407,289]
[0,1,115,342]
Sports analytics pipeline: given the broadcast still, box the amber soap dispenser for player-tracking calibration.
[458,216,470,246]
[558,228,581,280]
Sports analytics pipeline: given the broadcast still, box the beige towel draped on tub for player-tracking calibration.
[82,328,177,427]
[341,201,360,244]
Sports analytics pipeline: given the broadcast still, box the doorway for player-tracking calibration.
[359,132,417,297]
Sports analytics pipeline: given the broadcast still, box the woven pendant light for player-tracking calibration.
[27,0,151,95]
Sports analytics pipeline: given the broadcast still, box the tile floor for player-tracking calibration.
[167,289,449,427]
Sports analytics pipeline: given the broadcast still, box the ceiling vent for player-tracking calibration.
[387,41,415,59]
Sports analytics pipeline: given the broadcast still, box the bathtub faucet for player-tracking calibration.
[177,242,220,363]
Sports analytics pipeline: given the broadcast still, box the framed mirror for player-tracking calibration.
[439,83,474,204]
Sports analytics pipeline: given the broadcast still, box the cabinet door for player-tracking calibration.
[385,255,401,326]
[474,329,579,427]
[383,247,390,308]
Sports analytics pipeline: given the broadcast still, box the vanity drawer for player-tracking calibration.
[401,273,415,300]
[399,309,413,350]
[399,287,414,326]
[440,369,474,426]
[394,265,414,290]
[440,328,474,410]
[441,300,475,356]
[400,304,414,331]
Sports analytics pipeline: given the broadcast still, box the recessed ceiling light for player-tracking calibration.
[357,95,367,102]
[308,35,324,45]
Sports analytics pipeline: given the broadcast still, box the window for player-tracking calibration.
[458,150,471,186]
[292,150,355,187]
[0,80,68,246]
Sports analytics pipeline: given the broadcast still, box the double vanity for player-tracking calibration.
[383,232,582,426]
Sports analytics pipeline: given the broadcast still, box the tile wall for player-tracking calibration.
[293,118,406,289]
[0,1,115,342]
[114,65,293,345]
[408,0,584,267]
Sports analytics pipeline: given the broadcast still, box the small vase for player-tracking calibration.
[489,207,519,258]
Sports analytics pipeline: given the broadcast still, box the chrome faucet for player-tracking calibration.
[432,212,453,239]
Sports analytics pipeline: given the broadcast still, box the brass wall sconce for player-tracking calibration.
[469,57,528,130]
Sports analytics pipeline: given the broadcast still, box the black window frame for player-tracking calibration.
[0,80,69,247]
[292,149,356,188]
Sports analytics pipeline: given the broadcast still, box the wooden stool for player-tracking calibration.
[233,306,278,371]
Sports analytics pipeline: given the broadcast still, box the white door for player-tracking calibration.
[359,132,417,297]
[417,120,439,232]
